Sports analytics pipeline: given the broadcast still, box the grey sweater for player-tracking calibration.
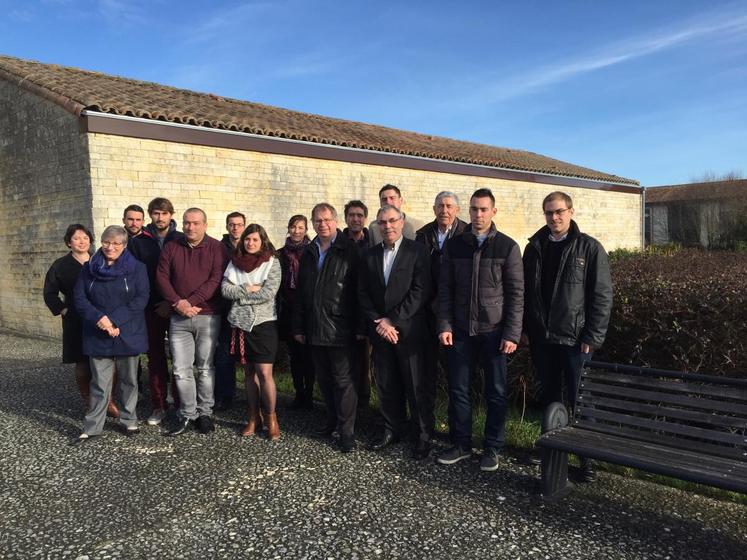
[221,257,281,332]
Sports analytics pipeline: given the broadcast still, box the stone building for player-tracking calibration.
[0,55,641,338]
[645,179,747,248]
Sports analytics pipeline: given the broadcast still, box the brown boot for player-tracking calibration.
[106,400,120,418]
[240,410,262,437]
[265,412,281,441]
[74,367,91,412]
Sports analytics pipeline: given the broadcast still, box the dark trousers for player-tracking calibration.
[214,318,237,401]
[352,338,371,406]
[288,338,315,401]
[311,345,357,437]
[372,338,433,443]
[446,328,508,451]
[423,310,444,421]
[530,343,592,410]
[145,309,175,410]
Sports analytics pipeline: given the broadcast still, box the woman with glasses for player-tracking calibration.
[71,225,149,445]
[222,224,282,440]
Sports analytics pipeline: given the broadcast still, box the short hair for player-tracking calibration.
[147,197,175,215]
[344,200,368,218]
[123,204,145,218]
[379,184,402,198]
[237,224,276,256]
[542,191,573,210]
[225,211,246,225]
[311,203,338,222]
[434,191,460,207]
[470,188,495,207]
[64,224,93,246]
[376,204,404,220]
[183,208,207,223]
[287,214,308,230]
[100,225,128,246]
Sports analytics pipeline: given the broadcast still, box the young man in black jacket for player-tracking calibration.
[437,188,524,472]
[522,191,613,481]
[292,203,361,453]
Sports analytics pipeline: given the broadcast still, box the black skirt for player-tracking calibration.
[231,320,278,365]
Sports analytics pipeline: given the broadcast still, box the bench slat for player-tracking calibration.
[575,406,746,445]
[579,381,747,416]
[538,429,747,493]
[571,419,746,461]
[583,371,747,403]
[578,394,747,429]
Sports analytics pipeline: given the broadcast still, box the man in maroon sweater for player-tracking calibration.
[156,208,228,436]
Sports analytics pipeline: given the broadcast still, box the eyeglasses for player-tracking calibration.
[544,208,570,218]
[313,218,335,226]
[101,240,124,248]
[377,217,402,226]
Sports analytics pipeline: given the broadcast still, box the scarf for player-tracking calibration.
[88,248,137,280]
[282,237,309,290]
[231,250,272,274]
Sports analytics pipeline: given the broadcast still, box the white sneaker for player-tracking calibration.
[147,408,166,426]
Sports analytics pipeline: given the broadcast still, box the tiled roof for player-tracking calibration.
[646,179,747,203]
[0,54,638,186]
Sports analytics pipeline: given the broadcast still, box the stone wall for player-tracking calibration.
[87,134,641,252]
[0,82,92,339]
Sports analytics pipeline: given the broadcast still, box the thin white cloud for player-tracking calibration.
[458,9,747,107]
[96,0,148,25]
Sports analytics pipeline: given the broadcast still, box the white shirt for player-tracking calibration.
[436,225,452,250]
[382,236,404,286]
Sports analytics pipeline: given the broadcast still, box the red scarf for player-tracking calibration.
[231,251,272,273]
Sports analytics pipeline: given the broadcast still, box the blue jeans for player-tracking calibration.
[170,314,220,420]
[446,328,508,451]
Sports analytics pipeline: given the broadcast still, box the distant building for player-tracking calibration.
[0,54,641,338]
[645,180,747,248]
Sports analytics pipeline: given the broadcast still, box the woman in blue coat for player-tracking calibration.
[71,225,149,445]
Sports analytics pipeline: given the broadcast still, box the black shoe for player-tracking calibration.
[479,447,501,472]
[196,415,215,434]
[313,423,337,439]
[287,396,307,410]
[370,431,399,451]
[576,460,597,483]
[214,398,233,412]
[412,440,432,460]
[340,434,355,453]
[165,418,193,437]
[122,426,140,438]
[436,445,472,465]
[69,433,97,446]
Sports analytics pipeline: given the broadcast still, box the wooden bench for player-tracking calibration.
[536,360,747,499]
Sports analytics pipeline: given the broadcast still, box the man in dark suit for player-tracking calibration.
[359,204,433,459]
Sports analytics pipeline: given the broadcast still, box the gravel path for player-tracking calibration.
[0,330,745,559]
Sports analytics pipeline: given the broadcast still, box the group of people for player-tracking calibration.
[44,184,612,478]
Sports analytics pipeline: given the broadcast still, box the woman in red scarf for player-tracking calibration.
[221,224,282,439]
[277,215,315,408]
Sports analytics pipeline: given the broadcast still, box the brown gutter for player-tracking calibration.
[0,67,86,116]
[82,112,641,194]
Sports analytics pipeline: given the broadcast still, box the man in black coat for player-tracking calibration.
[359,205,432,459]
[522,191,613,481]
[292,203,361,453]
[437,188,524,472]
[415,191,468,425]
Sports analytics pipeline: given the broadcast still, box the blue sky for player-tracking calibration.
[2,0,746,186]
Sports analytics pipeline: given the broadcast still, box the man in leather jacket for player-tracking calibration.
[293,203,361,453]
[522,191,613,481]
